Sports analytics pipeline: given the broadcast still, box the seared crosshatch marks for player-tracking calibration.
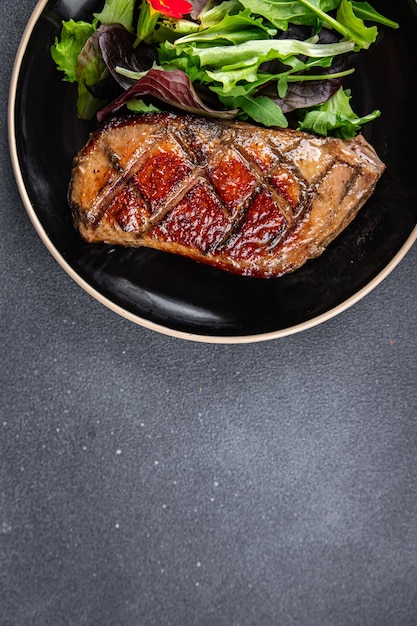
[232,133,309,224]
[98,120,307,255]
[175,118,228,166]
[107,183,151,233]
[208,150,257,214]
[315,161,356,210]
[70,113,385,277]
[132,138,193,210]
[236,136,288,174]
[149,182,230,253]
[283,137,336,184]
[218,189,288,261]
[268,168,302,211]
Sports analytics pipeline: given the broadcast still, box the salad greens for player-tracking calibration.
[50,0,398,137]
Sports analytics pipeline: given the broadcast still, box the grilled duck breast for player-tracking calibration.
[69,112,385,278]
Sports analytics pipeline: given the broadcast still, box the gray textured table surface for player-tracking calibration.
[1,2,417,625]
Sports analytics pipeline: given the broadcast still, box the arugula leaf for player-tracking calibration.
[294,0,377,49]
[50,20,96,82]
[237,0,340,31]
[221,93,288,126]
[336,0,377,49]
[297,87,380,138]
[94,0,136,32]
[351,2,399,29]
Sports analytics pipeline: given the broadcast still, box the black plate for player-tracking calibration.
[9,0,417,342]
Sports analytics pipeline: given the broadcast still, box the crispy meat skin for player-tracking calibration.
[69,112,385,278]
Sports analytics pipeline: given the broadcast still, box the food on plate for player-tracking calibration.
[53,0,394,277]
[69,112,385,277]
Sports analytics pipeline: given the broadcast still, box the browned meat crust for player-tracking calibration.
[69,112,385,278]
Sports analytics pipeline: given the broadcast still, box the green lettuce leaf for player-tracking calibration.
[175,9,276,45]
[94,0,136,32]
[126,97,161,112]
[237,0,339,31]
[205,64,260,91]
[193,37,354,70]
[162,35,353,92]
[199,0,243,28]
[50,20,96,82]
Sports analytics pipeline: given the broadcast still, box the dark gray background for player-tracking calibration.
[1,1,417,625]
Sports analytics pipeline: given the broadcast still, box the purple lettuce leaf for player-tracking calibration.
[260,26,351,113]
[188,0,211,20]
[269,77,345,114]
[97,68,237,121]
[97,24,158,90]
